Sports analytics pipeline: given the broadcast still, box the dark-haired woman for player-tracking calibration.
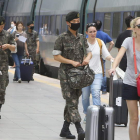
[82,23,114,123]
[12,21,29,83]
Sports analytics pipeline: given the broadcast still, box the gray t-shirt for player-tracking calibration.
[122,37,140,87]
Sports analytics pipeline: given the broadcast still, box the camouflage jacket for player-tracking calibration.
[0,30,16,71]
[25,30,39,53]
[53,30,91,80]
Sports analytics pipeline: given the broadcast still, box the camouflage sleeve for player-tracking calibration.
[52,36,63,55]
[35,32,39,41]
[83,36,91,53]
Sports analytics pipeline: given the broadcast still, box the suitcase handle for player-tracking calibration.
[109,73,114,107]
[24,57,31,65]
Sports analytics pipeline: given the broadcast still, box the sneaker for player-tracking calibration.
[83,116,86,124]
[13,78,17,81]
[102,91,107,94]
[18,79,21,83]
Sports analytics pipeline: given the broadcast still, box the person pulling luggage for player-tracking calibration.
[12,21,29,83]
[26,21,39,80]
[109,17,140,140]
[82,23,114,124]
[53,11,92,139]
[0,16,16,119]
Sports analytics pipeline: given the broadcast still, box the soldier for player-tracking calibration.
[0,16,16,119]
[26,21,39,79]
[53,11,92,139]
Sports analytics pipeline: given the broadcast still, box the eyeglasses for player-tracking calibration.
[86,23,96,27]
[135,24,140,28]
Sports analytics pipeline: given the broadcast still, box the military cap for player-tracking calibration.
[66,11,80,22]
[27,21,34,26]
[0,16,5,25]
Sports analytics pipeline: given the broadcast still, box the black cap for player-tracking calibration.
[27,21,34,26]
[0,16,5,25]
[66,11,80,22]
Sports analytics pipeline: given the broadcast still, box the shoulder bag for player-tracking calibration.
[133,37,140,97]
[66,35,95,89]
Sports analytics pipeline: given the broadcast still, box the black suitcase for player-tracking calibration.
[109,75,128,127]
[20,57,34,83]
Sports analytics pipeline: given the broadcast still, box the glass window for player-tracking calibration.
[55,16,61,35]
[16,17,19,22]
[43,16,49,35]
[61,15,66,33]
[103,13,111,35]
[112,12,121,38]
[19,16,23,21]
[50,16,55,35]
[122,12,131,31]
[22,17,27,28]
[135,11,140,17]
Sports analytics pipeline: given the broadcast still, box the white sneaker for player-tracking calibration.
[18,79,21,83]
[83,116,86,124]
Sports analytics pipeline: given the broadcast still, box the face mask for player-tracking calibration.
[11,24,14,28]
[70,23,80,31]
[30,26,34,30]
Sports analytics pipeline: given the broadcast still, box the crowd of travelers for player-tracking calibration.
[0,10,140,140]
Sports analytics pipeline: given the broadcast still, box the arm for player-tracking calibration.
[82,52,92,66]
[54,55,81,67]
[1,44,15,51]
[25,42,29,56]
[108,41,114,52]
[36,40,39,53]
[106,55,114,61]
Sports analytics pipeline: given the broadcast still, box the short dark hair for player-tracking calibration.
[125,15,134,28]
[27,21,34,26]
[86,23,97,31]
[16,21,24,30]
[94,20,102,30]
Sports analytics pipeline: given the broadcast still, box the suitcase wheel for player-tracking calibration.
[28,81,30,83]
[124,123,127,127]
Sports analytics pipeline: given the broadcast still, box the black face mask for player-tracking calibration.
[30,26,34,30]
[70,23,80,31]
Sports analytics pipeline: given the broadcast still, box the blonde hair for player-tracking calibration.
[130,17,140,38]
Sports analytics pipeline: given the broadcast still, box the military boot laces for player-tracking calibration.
[60,121,76,139]
[75,122,85,140]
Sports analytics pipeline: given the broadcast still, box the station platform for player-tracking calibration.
[0,67,132,140]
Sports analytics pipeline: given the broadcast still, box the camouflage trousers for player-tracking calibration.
[28,51,37,74]
[60,79,82,123]
[0,70,9,104]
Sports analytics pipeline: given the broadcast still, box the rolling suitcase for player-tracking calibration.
[109,75,128,127]
[20,57,34,83]
[85,105,114,140]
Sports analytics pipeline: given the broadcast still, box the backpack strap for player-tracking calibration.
[96,38,104,77]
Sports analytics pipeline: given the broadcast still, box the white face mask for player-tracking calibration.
[11,24,14,28]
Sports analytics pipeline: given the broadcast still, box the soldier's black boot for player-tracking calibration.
[60,121,76,139]
[0,104,2,119]
[75,122,85,140]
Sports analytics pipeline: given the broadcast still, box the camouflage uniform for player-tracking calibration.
[26,30,39,72]
[0,30,16,104]
[53,30,90,123]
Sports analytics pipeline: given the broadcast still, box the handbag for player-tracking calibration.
[133,38,140,97]
[66,36,95,89]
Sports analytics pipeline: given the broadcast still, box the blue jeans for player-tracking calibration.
[12,53,23,80]
[101,59,107,92]
[82,74,103,114]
